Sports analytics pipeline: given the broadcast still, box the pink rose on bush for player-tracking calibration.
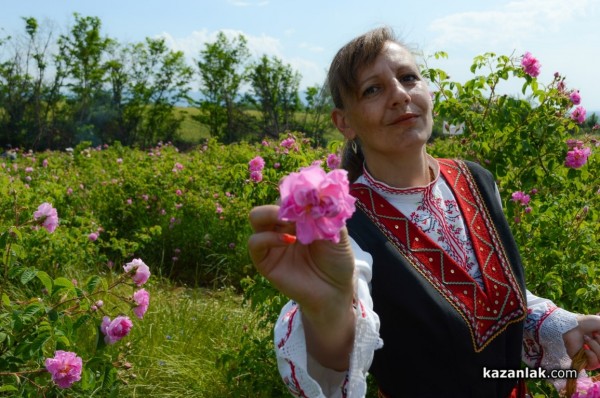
[326,153,341,170]
[123,258,151,286]
[132,288,150,319]
[88,232,98,241]
[33,202,59,233]
[565,146,592,169]
[280,137,296,149]
[521,52,541,77]
[248,156,265,172]
[511,191,531,206]
[250,170,263,182]
[101,315,133,344]
[278,164,356,244]
[571,106,587,124]
[45,350,82,389]
[570,90,582,105]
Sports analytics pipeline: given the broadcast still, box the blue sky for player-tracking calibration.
[1,0,599,112]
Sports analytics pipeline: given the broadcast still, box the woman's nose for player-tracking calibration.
[389,79,411,106]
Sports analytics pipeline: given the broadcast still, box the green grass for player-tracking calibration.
[175,106,342,146]
[120,284,258,397]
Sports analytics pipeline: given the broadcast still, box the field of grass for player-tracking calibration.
[175,106,341,146]
[120,284,260,397]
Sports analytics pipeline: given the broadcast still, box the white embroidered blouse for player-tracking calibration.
[274,157,578,398]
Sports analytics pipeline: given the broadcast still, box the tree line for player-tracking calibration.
[0,14,332,151]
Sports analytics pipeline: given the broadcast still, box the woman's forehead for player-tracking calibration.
[357,42,417,78]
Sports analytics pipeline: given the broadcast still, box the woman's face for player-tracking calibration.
[333,41,433,160]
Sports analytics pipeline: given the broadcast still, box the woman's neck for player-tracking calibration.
[363,149,431,188]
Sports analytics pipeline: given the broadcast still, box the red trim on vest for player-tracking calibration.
[350,159,525,351]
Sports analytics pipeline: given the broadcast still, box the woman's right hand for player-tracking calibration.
[247,204,356,315]
[248,204,358,370]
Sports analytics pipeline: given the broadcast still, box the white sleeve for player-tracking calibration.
[273,237,383,398]
[523,290,579,368]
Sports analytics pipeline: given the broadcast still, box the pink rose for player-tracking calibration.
[123,258,151,286]
[45,350,83,389]
[33,202,59,233]
[571,106,587,124]
[280,137,296,149]
[278,165,356,244]
[250,170,263,183]
[88,232,98,241]
[521,52,541,77]
[565,146,592,169]
[326,153,341,170]
[101,316,133,344]
[570,90,581,105]
[132,289,150,319]
[511,191,531,206]
[248,156,265,172]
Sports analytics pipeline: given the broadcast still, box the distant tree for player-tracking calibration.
[0,17,65,149]
[582,112,599,133]
[55,13,113,144]
[123,37,193,147]
[302,83,333,146]
[194,32,249,143]
[247,55,301,138]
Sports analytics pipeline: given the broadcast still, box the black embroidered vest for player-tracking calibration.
[347,159,527,398]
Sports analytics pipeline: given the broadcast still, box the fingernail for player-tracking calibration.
[584,335,591,341]
[584,344,591,350]
[280,233,297,244]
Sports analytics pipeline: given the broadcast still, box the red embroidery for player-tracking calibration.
[284,359,309,398]
[351,159,526,351]
[278,304,298,349]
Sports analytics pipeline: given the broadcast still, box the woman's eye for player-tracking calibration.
[401,74,419,83]
[362,86,379,97]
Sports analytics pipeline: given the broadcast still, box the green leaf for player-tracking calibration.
[0,385,18,392]
[53,277,75,292]
[73,314,90,330]
[48,309,59,322]
[85,275,102,294]
[1,293,10,307]
[36,271,53,294]
[576,288,587,296]
[22,302,43,319]
[20,267,37,285]
[0,230,9,248]
[29,333,50,356]
[80,367,95,391]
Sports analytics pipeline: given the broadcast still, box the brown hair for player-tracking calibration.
[326,26,402,182]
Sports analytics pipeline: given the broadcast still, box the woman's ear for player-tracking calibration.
[331,108,356,140]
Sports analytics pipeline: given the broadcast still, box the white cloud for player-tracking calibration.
[429,0,592,48]
[299,42,325,53]
[158,28,283,63]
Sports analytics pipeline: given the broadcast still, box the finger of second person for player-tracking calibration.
[249,205,295,234]
[584,335,600,359]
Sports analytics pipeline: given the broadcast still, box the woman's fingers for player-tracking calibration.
[247,230,296,268]
[584,334,600,369]
[249,205,295,234]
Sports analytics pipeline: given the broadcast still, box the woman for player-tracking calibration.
[248,27,600,397]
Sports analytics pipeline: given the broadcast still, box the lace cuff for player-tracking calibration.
[539,307,579,370]
[274,300,382,398]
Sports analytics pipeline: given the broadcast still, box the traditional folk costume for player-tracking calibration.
[274,157,578,398]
